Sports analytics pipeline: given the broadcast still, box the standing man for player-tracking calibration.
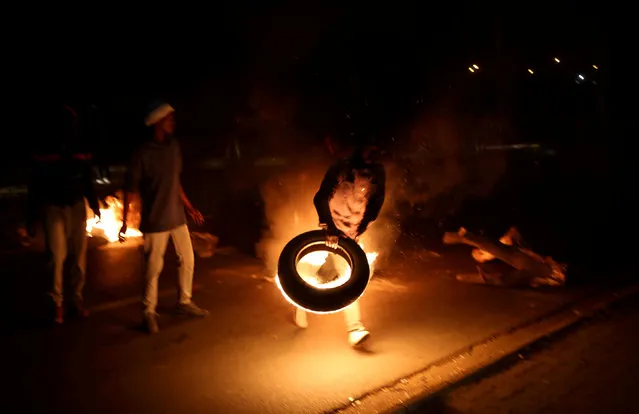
[295,143,386,348]
[27,103,101,324]
[120,102,208,334]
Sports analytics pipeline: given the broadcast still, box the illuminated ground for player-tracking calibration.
[1,242,592,413]
[409,295,639,414]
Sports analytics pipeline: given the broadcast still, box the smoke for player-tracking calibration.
[391,109,509,222]
[255,151,401,278]
[254,109,509,277]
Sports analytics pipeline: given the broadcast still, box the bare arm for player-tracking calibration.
[180,186,194,212]
[180,185,204,225]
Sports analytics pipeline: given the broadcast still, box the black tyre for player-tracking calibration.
[277,230,370,313]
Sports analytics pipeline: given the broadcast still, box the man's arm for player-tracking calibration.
[180,185,204,225]
[80,156,100,216]
[26,157,43,235]
[357,165,386,236]
[313,162,342,233]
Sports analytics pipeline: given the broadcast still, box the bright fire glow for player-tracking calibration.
[86,196,142,242]
[275,242,378,313]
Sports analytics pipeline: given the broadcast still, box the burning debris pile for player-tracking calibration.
[86,193,142,243]
[444,226,567,288]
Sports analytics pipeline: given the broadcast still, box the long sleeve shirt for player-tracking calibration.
[313,158,386,239]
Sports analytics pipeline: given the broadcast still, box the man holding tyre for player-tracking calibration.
[294,143,386,348]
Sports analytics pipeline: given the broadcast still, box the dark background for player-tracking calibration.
[4,2,627,277]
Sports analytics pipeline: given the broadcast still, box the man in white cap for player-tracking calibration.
[120,102,208,334]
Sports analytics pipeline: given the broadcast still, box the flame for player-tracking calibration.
[86,196,142,242]
[275,242,378,312]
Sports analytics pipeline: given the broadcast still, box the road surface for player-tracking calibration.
[409,295,639,414]
[1,239,590,413]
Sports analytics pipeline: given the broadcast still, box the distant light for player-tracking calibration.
[472,64,479,70]
[468,67,475,73]
[592,64,598,70]
[528,68,534,74]
[554,57,560,63]
[578,74,584,80]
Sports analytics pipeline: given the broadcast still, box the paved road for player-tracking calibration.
[410,295,639,414]
[1,240,589,414]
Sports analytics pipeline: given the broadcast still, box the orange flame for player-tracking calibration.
[86,196,142,242]
[275,242,377,313]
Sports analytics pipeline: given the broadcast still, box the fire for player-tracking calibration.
[277,243,378,290]
[274,242,378,314]
[86,196,142,242]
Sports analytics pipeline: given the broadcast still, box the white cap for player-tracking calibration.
[145,103,175,126]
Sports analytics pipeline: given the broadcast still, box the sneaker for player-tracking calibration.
[144,312,159,334]
[54,305,64,324]
[73,299,89,318]
[294,308,308,328]
[176,302,209,317]
[348,328,370,348]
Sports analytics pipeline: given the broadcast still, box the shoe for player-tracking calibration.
[176,302,209,317]
[73,300,89,318]
[294,308,308,328]
[144,312,159,334]
[348,328,370,348]
[54,305,64,324]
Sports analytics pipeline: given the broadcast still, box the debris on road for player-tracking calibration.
[191,232,219,258]
[443,226,567,288]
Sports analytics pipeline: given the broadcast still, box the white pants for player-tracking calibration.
[343,300,364,331]
[44,200,88,306]
[143,224,194,314]
[295,301,363,331]
[297,253,365,331]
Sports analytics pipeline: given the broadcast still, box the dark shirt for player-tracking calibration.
[28,151,99,213]
[126,137,186,233]
[313,158,386,238]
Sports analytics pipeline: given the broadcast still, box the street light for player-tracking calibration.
[554,57,560,63]
[592,64,599,70]
[528,68,534,74]
[472,64,479,70]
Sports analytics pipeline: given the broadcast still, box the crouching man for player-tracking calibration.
[295,143,386,348]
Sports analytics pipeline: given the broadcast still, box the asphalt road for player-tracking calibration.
[1,240,590,414]
[410,294,639,414]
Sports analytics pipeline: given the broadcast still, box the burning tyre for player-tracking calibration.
[276,230,371,314]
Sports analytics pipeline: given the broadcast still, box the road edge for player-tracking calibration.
[333,282,639,414]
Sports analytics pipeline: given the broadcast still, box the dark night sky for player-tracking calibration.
[7,1,606,160]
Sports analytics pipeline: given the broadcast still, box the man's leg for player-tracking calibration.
[43,205,67,323]
[294,307,308,328]
[68,200,88,315]
[171,224,208,316]
[143,230,170,333]
[344,300,370,347]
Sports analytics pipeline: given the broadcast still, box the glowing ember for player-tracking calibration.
[86,196,142,242]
